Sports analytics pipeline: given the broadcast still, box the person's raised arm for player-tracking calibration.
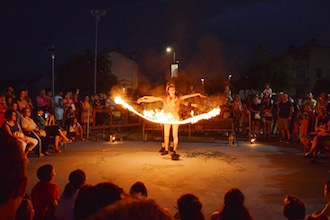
[137,96,163,104]
[180,93,206,101]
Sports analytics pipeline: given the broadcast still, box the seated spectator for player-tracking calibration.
[15,194,35,220]
[1,109,38,158]
[211,188,252,220]
[306,180,330,220]
[304,108,330,164]
[55,169,87,220]
[74,182,123,220]
[0,135,28,220]
[129,181,148,197]
[68,117,84,141]
[33,107,71,153]
[282,195,305,220]
[0,93,7,127]
[30,164,59,220]
[174,193,205,220]
[65,106,77,132]
[21,108,49,156]
[88,196,172,220]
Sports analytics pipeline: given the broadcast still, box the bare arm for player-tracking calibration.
[180,93,206,101]
[137,96,163,104]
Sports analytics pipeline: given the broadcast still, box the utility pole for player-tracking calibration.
[91,9,106,94]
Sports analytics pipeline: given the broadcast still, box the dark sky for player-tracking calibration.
[1,0,330,80]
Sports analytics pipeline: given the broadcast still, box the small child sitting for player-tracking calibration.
[31,164,59,220]
[68,117,84,141]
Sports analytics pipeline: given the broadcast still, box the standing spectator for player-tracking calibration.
[5,86,16,101]
[263,83,273,98]
[36,89,48,110]
[303,92,317,111]
[46,90,54,114]
[63,92,74,125]
[249,96,262,138]
[211,188,252,220]
[232,94,243,134]
[31,164,59,220]
[55,169,87,220]
[316,92,329,111]
[261,94,273,140]
[306,180,330,219]
[0,93,7,126]
[17,90,31,112]
[24,89,34,111]
[0,135,28,220]
[81,95,93,136]
[277,93,293,143]
[54,91,64,126]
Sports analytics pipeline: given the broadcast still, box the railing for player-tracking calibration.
[90,108,141,131]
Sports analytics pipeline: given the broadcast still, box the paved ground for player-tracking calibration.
[26,131,330,220]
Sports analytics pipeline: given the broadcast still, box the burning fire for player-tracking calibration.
[114,96,220,125]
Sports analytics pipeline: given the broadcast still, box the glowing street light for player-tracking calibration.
[166,47,176,63]
[91,9,106,94]
[201,78,205,87]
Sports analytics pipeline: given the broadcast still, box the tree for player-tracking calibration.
[247,45,292,93]
[56,51,117,94]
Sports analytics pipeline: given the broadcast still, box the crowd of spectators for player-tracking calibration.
[0,86,120,157]
[1,135,329,219]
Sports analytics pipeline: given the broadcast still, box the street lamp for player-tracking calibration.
[166,47,176,63]
[48,45,55,98]
[91,9,106,94]
[201,78,205,88]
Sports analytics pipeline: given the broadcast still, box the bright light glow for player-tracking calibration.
[114,96,220,125]
[166,47,172,52]
[250,137,256,144]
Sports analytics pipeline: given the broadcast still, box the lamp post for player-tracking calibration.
[166,47,176,63]
[91,9,106,95]
[48,45,55,98]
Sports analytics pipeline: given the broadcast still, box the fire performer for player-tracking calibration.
[137,83,205,156]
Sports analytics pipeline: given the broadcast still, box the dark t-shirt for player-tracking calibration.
[278,101,292,118]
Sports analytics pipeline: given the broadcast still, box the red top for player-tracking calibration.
[31,181,59,220]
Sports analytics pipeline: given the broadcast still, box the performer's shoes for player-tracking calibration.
[161,151,168,155]
[159,147,165,153]
[169,147,174,152]
[304,152,313,158]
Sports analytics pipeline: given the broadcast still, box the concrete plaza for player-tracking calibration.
[26,134,330,220]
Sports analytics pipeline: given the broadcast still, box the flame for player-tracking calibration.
[114,96,220,125]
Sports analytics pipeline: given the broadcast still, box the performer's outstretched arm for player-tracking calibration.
[137,96,163,104]
[180,93,206,101]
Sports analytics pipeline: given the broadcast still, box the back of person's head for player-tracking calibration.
[63,169,87,198]
[74,182,123,220]
[282,195,305,220]
[177,193,205,220]
[129,181,148,197]
[0,136,28,216]
[36,164,54,182]
[15,194,34,220]
[87,196,172,220]
[220,188,252,220]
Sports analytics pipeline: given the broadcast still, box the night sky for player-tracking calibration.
[1,0,330,80]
